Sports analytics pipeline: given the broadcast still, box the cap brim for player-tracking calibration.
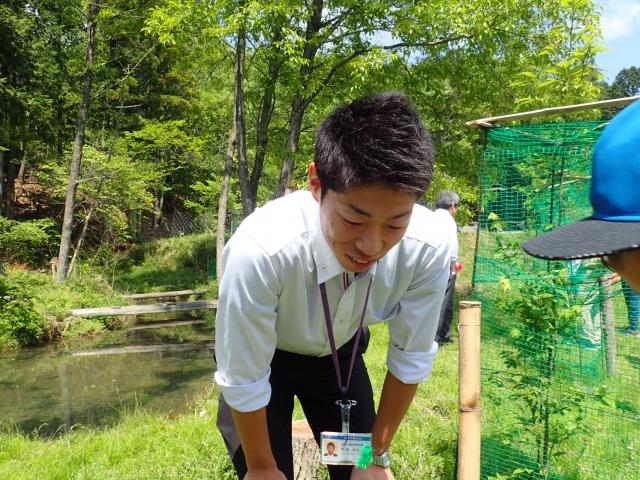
[522,218,640,260]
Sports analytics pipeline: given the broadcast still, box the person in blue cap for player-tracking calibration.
[523,99,640,296]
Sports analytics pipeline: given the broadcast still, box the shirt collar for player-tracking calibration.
[311,213,378,285]
[312,222,344,284]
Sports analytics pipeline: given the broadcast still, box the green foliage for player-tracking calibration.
[606,66,640,98]
[509,0,604,112]
[3,0,607,245]
[2,268,125,338]
[424,168,478,225]
[0,218,59,268]
[143,0,606,199]
[78,144,163,243]
[492,238,589,479]
[0,274,46,349]
[103,233,217,293]
[185,177,243,224]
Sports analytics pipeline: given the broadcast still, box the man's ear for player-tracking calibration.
[308,162,322,202]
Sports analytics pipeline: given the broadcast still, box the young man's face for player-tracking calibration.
[308,163,417,273]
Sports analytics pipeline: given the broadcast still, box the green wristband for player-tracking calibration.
[357,445,373,469]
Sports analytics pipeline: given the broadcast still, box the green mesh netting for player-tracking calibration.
[473,121,639,480]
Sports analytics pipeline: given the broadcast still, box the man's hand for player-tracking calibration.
[244,467,287,480]
[350,465,394,479]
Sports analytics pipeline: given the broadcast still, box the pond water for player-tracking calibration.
[0,316,216,436]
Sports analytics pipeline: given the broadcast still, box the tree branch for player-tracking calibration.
[109,42,159,89]
[305,34,472,108]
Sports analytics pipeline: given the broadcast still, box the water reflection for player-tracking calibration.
[0,320,215,436]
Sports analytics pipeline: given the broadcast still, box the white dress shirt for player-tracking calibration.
[433,208,459,263]
[214,190,450,412]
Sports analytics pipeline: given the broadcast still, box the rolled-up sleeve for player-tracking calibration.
[386,242,450,384]
[213,231,280,412]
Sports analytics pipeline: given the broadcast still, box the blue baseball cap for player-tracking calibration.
[523,99,640,260]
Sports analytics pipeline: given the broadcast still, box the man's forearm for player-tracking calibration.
[231,406,277,470]
[371,371,418,454]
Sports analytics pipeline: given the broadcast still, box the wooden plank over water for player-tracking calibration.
[123,289,208,300]
[128,319,207,331]
[67,300,217,317]
[70,342,214,357]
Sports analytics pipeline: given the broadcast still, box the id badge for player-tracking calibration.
[320,431,372,466]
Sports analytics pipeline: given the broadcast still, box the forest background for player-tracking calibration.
[2,2,640,478]
[1,0,640,348]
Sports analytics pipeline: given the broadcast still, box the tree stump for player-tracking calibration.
[292,419,320,480]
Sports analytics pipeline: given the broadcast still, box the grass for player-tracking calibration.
[0,396,235,480]
[0,324,460,479]
[0,231,475,477]
[18,270,127,321]
[106,233,217,294]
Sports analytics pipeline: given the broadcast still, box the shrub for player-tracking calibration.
[0,276,47,349]
[0,219,59,268]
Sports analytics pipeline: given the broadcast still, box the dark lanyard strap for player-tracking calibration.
[319,276,373,400]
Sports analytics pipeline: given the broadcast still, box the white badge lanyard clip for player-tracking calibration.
[336,399,357,434]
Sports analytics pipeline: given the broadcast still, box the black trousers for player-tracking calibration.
[217,330,375,480]
[435,274,456,343]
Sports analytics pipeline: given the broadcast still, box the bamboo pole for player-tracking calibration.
[466,95,640,128]
[457,301,482,480]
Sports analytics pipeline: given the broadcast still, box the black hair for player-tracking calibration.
[314,92,435,196]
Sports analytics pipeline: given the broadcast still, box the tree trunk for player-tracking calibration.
[56,2,100,284]
[18,141,27,184]
[159,190,165,230]
[0,149,4,217]
[68,180,103,277]
[67,206,94,277]
[0,148,3,268]
[234,11,250,218]
[6,154,15,219]
[128,210,141,242]
[276,100,306,198]
[275,0,323,198]
[292,420,320,480]
[249,29,282,211]
[153,194,159,230]
[216,119,237,280]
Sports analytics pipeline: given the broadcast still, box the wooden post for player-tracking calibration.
[292,419,320,480]
[457,301,482,480]
[599,276,617,375]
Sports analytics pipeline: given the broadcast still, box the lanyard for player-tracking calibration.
[318,275,373,401]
